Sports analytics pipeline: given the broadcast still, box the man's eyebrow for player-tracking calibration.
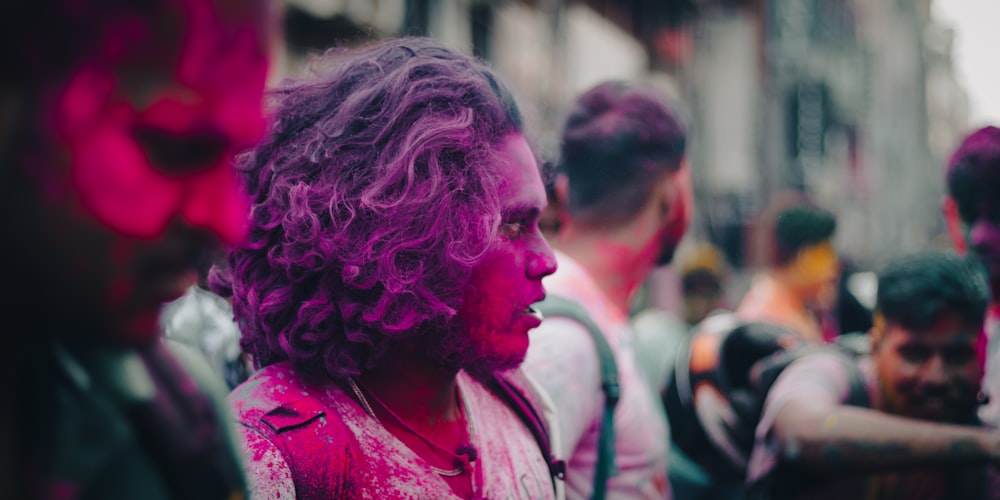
[502,205,541,219]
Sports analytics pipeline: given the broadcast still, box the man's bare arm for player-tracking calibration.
[772,397,1000,473]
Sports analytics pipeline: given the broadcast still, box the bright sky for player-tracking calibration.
[932,0,1000,127]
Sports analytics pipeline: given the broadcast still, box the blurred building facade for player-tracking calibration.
[279,0,970,276]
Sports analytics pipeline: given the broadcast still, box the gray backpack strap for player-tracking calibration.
[534,294,619,500]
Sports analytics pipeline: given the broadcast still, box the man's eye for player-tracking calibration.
[898,345,930,363]
[943,346,976,365]
[500,222,525,239]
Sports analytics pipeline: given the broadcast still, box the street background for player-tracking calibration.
[273,0,996,311]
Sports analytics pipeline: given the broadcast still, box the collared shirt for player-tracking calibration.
[232,363,558,499]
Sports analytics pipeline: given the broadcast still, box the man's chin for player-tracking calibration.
[460,350,527,380]
[904,403,973,424]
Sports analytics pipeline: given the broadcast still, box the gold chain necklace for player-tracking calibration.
[346,377,470,477]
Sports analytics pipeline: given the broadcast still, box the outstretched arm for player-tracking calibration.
[771,397,1000,473]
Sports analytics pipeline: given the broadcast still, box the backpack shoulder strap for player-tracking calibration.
[484,372,566,496]
[834,350,870,409]
[534,294,619,500]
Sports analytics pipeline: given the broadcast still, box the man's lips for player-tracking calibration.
[524,305,544,322]
[523,292,547,322]
[906,394,953,420]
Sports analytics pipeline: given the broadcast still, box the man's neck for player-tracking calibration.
[357,342,462,428]
[767,267,809,307]
[355,340,472,494]
[557,223,659,315]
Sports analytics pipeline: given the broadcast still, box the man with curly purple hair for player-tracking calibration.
[0,0,274,498]
[220,38,561,498]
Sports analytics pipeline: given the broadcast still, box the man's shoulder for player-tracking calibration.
[737,274,794,314]
[228,362,298,407]
[758,349,871,424]
[228,363,344,432]
[771,349,866,389]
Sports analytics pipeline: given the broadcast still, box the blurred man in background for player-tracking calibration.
[943,125,1000,428]
[0,0,274,498]
[678,242,730,328]
[737,203,839,344]
[523,81,690,499]
[161,253,250,390]
[747,252,1000,500]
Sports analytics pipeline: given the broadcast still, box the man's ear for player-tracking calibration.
[942,195,968,254]
[869,311,885,353]
[655,165,686,218]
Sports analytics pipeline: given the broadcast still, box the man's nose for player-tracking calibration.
[527,237,557,279]
[180,166,250,246]
[920,355,949,388]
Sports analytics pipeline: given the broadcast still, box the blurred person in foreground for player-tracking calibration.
[737,203,839,344]
[0,0,274,498]
[219,38,562,499]
[943,125,1000,428]
[523,81,691,499]
[746,252,1000,499]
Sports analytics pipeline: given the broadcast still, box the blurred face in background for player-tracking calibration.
[788,239,840,304]
[450,134,557,376]
[3,0,273,343]
[872,311,982,424]
[946,195,1000,299]
[682,270,723,326]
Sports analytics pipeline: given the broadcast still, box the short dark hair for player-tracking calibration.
[773,204,837,266]
[875,252,989,332]
[559,81,686,226]
[946,126,1000,224]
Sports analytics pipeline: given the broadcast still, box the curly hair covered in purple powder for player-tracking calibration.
[215,38,525,379]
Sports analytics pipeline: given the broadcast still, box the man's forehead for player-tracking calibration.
[496,135,544,204]
[891,323,980,344]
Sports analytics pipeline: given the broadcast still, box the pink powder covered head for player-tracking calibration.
[1,0,274,343]
[51,0,270,244]
[215,38,534,378]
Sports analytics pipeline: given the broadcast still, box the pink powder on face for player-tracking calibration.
[52,0,269,244]
[454,258,536,374]
[447,134,553,376]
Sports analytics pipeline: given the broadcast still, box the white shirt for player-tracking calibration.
[522,251,671,499]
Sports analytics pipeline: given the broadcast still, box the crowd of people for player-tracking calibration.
[4,1,1000,499]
